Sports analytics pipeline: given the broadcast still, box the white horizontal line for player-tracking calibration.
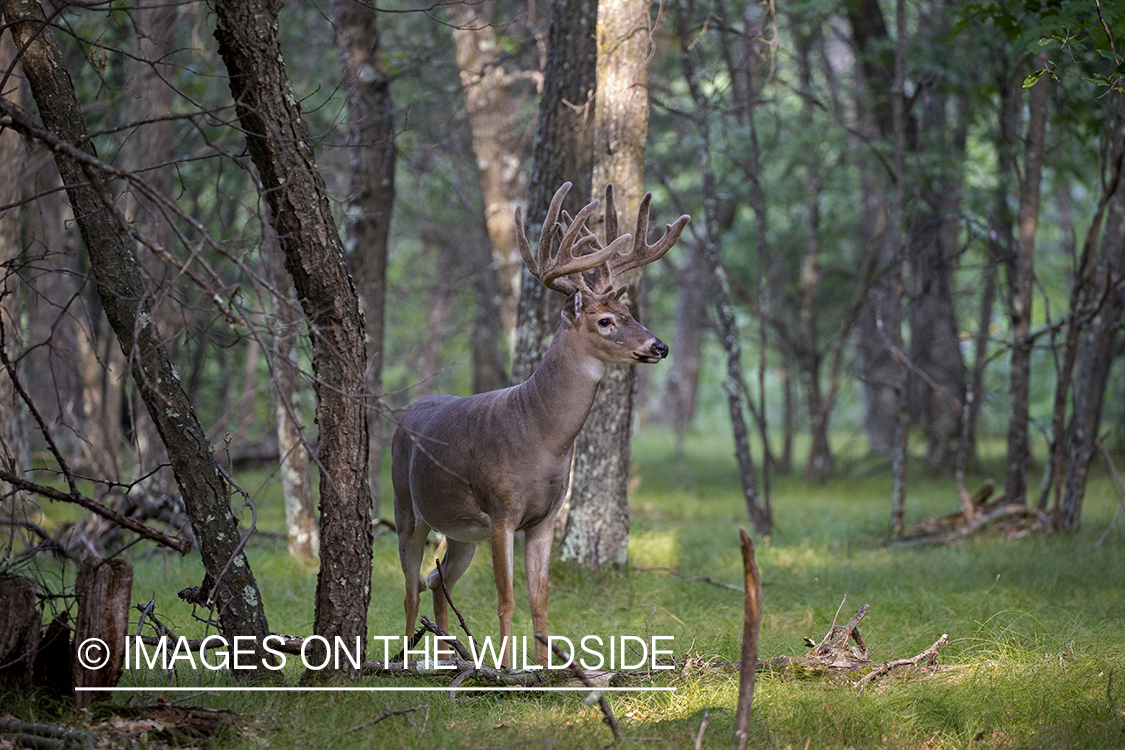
[76,686,675,693]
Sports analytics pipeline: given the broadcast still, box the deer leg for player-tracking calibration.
[490,522,516,669]
[426,539,476,658]
[524,519,554,666]
[397,514,432,645]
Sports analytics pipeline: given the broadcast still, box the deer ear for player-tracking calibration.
[562,291,582,326]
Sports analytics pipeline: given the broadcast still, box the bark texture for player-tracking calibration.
[267,231,319,560]
[512,0,598,385]
[450,1,528,355]
[2,0,269,644]
[330,0,395,518]
[559,0,654,568]
[0,30,30,520]
[212,0,372,668]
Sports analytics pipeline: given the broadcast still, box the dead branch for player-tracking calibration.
[435,557,476,646]
[694,710,710,750]
[536,632,622,744]
[0,720,95,750]
[855,633,949,691]
[733,528,761,750]
[345,705,429,733]
[633,565,744,592]
[0,469,191,553]
[893,482,1051,547]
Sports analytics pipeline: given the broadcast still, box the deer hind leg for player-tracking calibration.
[396,511,432,645]
[425,539,476,658]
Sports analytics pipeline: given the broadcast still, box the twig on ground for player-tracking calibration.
[345,705,429,733]
[435,557,476,646]
[694,710,710,750]
[855,633,949,692]
[632,565,744,592]
[536,633,621,744]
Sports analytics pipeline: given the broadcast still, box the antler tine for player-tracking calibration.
[516,182,633,295]
[607,192,691,279]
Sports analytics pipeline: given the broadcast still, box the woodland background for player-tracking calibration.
[0,0,1124,685]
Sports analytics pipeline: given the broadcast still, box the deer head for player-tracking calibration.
[515,181,690,365]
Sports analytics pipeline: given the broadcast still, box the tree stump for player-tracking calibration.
[71,554,133,706]
[0,576,40,694]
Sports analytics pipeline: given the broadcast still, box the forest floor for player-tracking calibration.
[6,429,1125,749]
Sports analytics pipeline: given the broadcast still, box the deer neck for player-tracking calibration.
[518,322,605,454]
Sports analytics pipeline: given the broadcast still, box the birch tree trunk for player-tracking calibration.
[2,0,270,646]
[558,0,653,568]
[212,0,372,670]
[266,227,319,561]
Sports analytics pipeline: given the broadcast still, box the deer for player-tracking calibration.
[391,181,689,668]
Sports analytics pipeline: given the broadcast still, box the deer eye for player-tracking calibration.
[598,317,613,328]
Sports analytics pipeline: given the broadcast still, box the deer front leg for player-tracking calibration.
[524,518,554,666]
[490,522,516,669]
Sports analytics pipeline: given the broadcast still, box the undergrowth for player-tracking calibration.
[9,428,1125,749]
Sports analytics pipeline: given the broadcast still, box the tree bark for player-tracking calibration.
[1057,132,1125,530]
[329,0,394,518]
[2,0,270,646]
[0,30,30,525]
[512,0,598,386]
[1004,50,1050,506]
[212,0,372,670]
[450,0,528,365]
[71,556,132,707]
[558,0,653,568]
[266,229,319,561]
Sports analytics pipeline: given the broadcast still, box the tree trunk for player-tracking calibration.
[658,245,707,454]
[71,555,132,707]
[0,577,38,694]
[908,87,968,471]
[887,0,909,538]
[1004,50,1050,506]
[266,228,319,561]
[679,0,769,535]
[3,0,270,647]
[329,0,394,518]
[512,0,598,386]
[212,0,372,671]
[1057,132,1125,530]
[559,0,653,568]
[450,0,528,362]
[795,27,833,482]
[0,29,30,527]
[126,0,178,496]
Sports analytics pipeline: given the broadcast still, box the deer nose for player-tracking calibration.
[651,340,669,359]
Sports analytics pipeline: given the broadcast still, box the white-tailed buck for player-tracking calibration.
[392,182,688,667]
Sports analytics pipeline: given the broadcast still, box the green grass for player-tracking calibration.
[9,428,1125,748]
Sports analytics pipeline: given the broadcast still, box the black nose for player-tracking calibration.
[652,341,669,359]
